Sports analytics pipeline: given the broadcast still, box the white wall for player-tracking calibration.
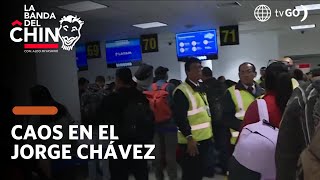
[79,31,279,82]
[36,50,81,122]
[78,33,182,83]
[212,31,279,81]
[279,30,320,57]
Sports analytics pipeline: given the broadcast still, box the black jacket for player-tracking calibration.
[203,77,227,122]
[276,79,320,180]
[222,81,265,131]
[98,86,152,143]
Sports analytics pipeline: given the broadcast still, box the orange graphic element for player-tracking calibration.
[12,106,58,115]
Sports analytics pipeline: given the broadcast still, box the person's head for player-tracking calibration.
[185,57,202,81]
[78,77,89,91]
[218,76,226,82]
[265,62,293,113]
[201,67,213,81]
[154,66,169,81]
[306,71,313,81]
[133,63,154,91]
[293,69,304,81]
[30,85,54,106]
[107,82,116,92]
[281,57,294,66]
[238,62,257,86]
[95,76,105,89]
[260,67,266,78]
[115,68,133,90]
[29,85,67,120]
[281,57,295,74]
[169,79,182,87]
[311,67,320,81]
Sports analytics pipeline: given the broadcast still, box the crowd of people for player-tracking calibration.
[75,56,319,180]
[6,56,319,180]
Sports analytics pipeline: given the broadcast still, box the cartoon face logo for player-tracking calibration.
[58,15,84,51]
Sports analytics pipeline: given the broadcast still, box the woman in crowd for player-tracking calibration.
[29,85,74,179]
[241,61,293,129]
[229,62,293,179]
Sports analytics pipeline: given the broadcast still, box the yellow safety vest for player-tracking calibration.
[228,85,256,144]
[175,82,213,144]
[292,78,299,89]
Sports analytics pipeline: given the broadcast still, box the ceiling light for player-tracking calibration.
[295,4,320,11]
[133,22,167,29]
[58,1,108,12]
[290,24,316,30]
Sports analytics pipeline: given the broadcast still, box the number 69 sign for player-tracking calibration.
[86,41,101,59]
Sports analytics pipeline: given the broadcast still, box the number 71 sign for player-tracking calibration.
[219,25,239,46]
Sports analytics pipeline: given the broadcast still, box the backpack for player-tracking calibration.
[120,95,155,144]
[81,86,106,126]
[143,83,172,123]
[233,99,279,179]
[295,83,320,180]
[203,79,227,122]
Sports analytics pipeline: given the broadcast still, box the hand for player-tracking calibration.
[187,138,199,157]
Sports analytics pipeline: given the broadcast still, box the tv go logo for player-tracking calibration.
[254,4,308,22]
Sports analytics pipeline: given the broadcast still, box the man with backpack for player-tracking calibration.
[276,67,320,180]
[144,66,177,180]
[81,76,107,126]
[80,76,110,180]
[99,67,154,180]
[201,67,228,175]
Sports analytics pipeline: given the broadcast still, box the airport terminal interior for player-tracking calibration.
[5,0,320,180]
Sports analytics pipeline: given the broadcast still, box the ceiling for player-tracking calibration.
[35,0,320,41]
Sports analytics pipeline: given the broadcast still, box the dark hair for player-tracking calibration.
[78,77,89,86]
[293,69,304,81]
[225,79,237,88]
[218,76,225,80]
[116,67,133,84]
[30,85,67,121]
[260,67,266,71]
[239,62,256,73]
[169,79,182,87]
[265,62,293,113]
[311,67,320,77]
[95,76,105,83]
[185,57,201,73]
[202,67,212,77]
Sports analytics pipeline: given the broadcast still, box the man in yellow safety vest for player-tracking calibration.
[222,62,265,154]
[173,57,213,180]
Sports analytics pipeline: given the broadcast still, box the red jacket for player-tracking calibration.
[240,92,282,132]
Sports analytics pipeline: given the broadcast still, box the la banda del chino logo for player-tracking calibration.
[10,5,84,53]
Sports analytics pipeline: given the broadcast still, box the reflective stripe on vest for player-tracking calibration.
[175,83,213,144]
[228,85,256,144]
[292,78,299,89]
[234,89,246,118]
[178,122,211,132]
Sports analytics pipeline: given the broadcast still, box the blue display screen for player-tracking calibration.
[176,30,218,61]
[105,39,142,67]
[76,44,88,70]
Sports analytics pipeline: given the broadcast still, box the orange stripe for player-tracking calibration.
[12,106,58,115]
